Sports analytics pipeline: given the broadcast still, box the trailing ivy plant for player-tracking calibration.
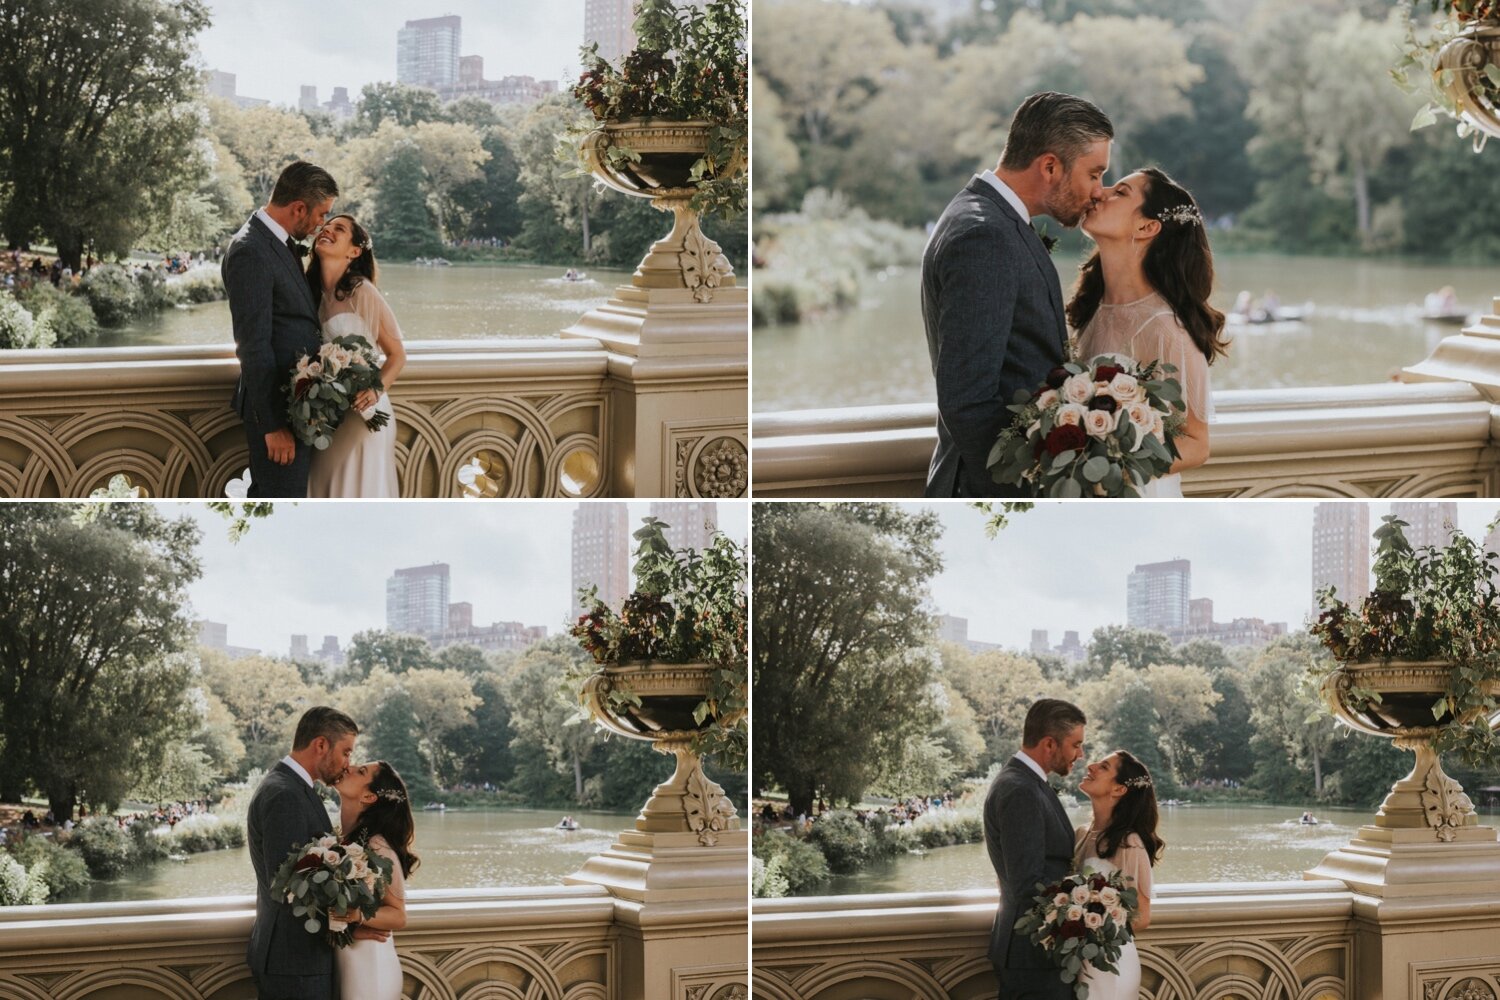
[1394,0,1500,149]
[1310,514,1500,767]
[571,516,747,770]
[569,0,747,218]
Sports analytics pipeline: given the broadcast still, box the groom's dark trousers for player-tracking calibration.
[224,214,321,498]
[985,756,1075,1000]
[921,178,1069,498]
[247,762,335,1000]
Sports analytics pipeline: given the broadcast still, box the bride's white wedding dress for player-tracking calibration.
[336,834,405,1000]
[307,281,402,498]
[1074,291,1211,498]
[1074,826,1152,1000]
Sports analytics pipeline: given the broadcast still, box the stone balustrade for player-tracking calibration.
[753,880,1355,1000]
[751,381,1500,497]
[0,885,620,999]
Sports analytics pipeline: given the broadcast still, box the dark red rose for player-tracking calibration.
[1090,874,1108,890]
[1089,395,1117,413]
[1045,367,1071,389]
[1057,919,1088,940]
[1043,424,1087,457]
[295,853,321,873]
[293,377,314,401]
[1093,364,1124,383]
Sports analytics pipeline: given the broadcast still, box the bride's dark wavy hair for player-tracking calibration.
[1066,167,1229,365]
[306,214,379,310]
[344,761,419,879]
[1096,749,1164,866]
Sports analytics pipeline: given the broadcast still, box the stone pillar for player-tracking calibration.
[1405,297,1500,404]
[562,195,748,500]
[566,743,748,1000]
[1306,745,1500,999]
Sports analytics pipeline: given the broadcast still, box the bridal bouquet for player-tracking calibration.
[988,356,1185,497]
[286,336,388,450]
[269,834,393,948]
[1013,866,1140,1000]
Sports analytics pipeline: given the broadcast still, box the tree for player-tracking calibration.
[372,143,443,259]
[207,99,319,204]
[752,503,944,815]
[750,72,801,212]
[353,82,445,134]
[433,644,489,676]
[1064,14,1204,156]
[502,638,600,804]
[941,645,1060,763]
[402,667,481,786]
[511,95,597,259]
[0,504,202,818]
[199,651,322,774]
[0,0,212,268]
[449,130,526,240]
[1140,662,1220,779]
[1247,634,1338,798]
[345,630,434,680]
[363,690,438,805]
[1086,625,1176,674]
[361,121,490,238]
[1173,638,1233,673]
[1180,668,1256,782]
[448,672,516,787]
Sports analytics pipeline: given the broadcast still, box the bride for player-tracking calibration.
[1074,750,1163,1000]
[305,215,406,497]
[331,761,418,1000]
[1071,167,1228,497]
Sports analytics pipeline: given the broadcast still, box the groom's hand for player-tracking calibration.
[264,428,296,465]
[351,924,390,943]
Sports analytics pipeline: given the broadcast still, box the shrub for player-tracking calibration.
[806,810,871,874]
[752,830,830,896]
[0,295,49,349]
[130,821,167,864]
[909,805,983,850]
[73,817,137,878]
[81,264,144,326]
[867,819,918,858]
[160,814,244,854]
[19,282,98,346]
[12,838,90,900]
[164,265,225,305]
[133,267,169,313]
[0,855,46,906]
[751,854,789,899]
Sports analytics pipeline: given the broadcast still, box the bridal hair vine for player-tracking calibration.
[376,788,406,803]
[1123,775,1153,789]
[1158,203,1202,227]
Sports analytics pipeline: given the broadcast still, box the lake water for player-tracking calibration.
[820,803,1373,896]
[83,263,632,348]
[752,254,1500,412]
[73,808,633,904]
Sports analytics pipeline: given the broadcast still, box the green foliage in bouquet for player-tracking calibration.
[570,516,748,769]
[1013,866,1141,1000]
[571,0,748,218]
[1311,514,1500,766]
[288,335,389,450]
[1395,0,1500,148]
[269,834,394,949]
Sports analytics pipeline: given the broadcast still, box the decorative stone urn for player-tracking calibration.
[579,660,741,846]
[1436,21,1500,149]
[579,119,743,304]
[1321,659,1500,841]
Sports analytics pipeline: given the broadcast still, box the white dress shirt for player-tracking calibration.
[977,170,1032,223]
[1012,750,1050,784]
[255,207,290,244]
[280,754,315,788]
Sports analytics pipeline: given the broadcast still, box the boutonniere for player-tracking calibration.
[1031,222,1058,255]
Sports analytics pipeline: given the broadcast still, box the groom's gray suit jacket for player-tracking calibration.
[921,178,1068,497]
[984,756,1076,975]
[246,762,335,981]
[223,215,321,436]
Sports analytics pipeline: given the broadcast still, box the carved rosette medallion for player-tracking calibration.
[690,437,748,498]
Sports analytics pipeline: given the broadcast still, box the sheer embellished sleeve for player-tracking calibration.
[353,280,404,351]
[369,834,405,906]
[1129,311,1212,422]
[1114,833,1153,901]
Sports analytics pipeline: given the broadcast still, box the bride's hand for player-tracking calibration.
[353,389,378,412]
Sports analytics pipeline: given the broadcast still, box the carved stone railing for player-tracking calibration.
[752,880,1355,1000]
[0,334,747,498]
[0,885,617,1000]
[751,381,1500,497]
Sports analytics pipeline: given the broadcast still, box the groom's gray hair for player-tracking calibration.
[1022,698,1086,748]
[1000,92,1114,172]
[270,160,340,208]
[292,705,359,750]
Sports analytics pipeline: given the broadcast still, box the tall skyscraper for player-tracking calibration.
[290,634,310,659]
[397,15,461,88]
[386,563,452,634]
[584,0,709,65]
[298,85,319,113]
[650,501,717,553]
[1126,559,1191,631]
[1390,502,1459,552]
[1311,503,1370,610]
[1030,629,1050,656]
[572,503,631,612]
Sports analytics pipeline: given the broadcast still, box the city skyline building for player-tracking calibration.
[1126,558,1191,632]
[1390,501,1460,552]
[386,563,452,635]
[572,503,632,612]
[650,501,718,553]
[203,69,268,109]
[584,0,709,64]
[1311,502,1371,612]
[397,15,462,88]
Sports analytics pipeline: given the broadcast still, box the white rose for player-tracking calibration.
[1035,388,1060,410]
[1084,408,1117,438]
[1151,409,1166,442]
[1099,886,1120,907]
[1067,905,1084,922]
[305,360,323,378]
[1084,911,1104,930]
[1070,885,1091,906]
[344,842,365,859]
[321,849,342,867]
[1062,373,1093,404]
[1109,373,1143,403]
[349,858,369,881]
[1055,403,1088,428]
[318,835,337,848]
[1109,906,1127,926]
[1053,892,1070,908]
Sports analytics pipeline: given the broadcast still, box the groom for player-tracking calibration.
[985,698,1087,1000]
[246,706,384,1000]
[922,91,1114,497]
[224,160,339,498]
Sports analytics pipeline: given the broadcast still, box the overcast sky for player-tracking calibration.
[178,501,746,656]
[909,501,1500,650]
[195,2,587,108]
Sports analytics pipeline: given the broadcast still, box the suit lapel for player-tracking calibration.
[248,215,318,319]
[965,180,1069,355]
